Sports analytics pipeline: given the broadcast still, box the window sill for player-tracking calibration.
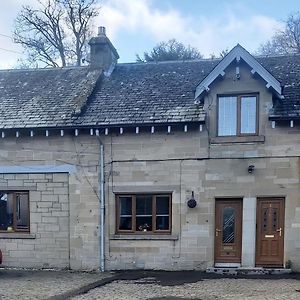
[111,234,178,241]
[210,135,265,144]
[0,233,36,239]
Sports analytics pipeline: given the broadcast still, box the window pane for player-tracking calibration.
[119,196,132,230]
[218,96,237,136]
[16,193,29,230]
[156,196,169,215]
[241,96,257,134]
[136,195,152,232]
[136,195,152,216]
[136,216,152,231]
[119,196,132,215]
[0,193,13,231]
[156,216,169,230]
[119,217,132,230]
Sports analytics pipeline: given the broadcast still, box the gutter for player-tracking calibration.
[98,138,105,272]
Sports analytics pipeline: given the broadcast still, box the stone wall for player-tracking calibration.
[0,135,100,270]
[1,59,300,272]
[105,131,300,271]
[0,173,69,268]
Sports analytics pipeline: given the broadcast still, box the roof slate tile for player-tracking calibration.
[0,54,300,129]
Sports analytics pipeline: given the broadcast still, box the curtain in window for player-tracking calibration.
[241,96,256,134]
[218,96,237,136]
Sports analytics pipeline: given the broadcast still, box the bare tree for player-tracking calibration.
[136,39,203,62]
[258,12,300,55]
[14,0,99,67]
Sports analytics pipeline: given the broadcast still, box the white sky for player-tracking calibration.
[0,0,298,69]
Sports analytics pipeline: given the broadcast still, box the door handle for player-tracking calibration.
[215,229,221,237]
[276,228,282,236]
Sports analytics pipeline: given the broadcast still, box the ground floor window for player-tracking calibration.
[0,191,29,232]
[116,194,171,234]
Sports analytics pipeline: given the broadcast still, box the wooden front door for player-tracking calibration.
[215,199,242,264]
[256,198,285,267]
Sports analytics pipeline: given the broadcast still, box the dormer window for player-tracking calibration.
[218,94,258,136]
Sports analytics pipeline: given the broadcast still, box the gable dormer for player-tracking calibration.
[195,44,283,101]
[195,45,283,142]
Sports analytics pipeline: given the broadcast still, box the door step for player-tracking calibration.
[206,267,292,275]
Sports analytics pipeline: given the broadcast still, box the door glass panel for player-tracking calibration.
[272,208,278,232]
[222,207,235,243]
[262,208,268,233]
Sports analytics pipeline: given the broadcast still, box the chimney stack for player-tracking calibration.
[89,26,119,75]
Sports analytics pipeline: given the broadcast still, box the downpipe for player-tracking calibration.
[98,141,105,272]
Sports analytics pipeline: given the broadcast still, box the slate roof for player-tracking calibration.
[256,55,300,120]
[0,53,300,130]
[74,60,218,126]
[0,67,101,129]
[75,55,300,126]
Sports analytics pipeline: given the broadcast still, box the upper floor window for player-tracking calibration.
[116,194,171,234]
[218,94,258,136]
[0,191,30,232]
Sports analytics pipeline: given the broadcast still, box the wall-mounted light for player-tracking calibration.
[248,165,255,174]
[187,191,197,208]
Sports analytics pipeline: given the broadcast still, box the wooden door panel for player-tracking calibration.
[215,199,242,264]
[256,198,284,267]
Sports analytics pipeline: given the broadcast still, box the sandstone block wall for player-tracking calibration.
[0,173,69,268]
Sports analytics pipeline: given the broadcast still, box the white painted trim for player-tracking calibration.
[0,164,75,174]
[195,44,282,99]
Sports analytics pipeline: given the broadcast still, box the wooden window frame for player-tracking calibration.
[217,93,259,137]
[116,194,172,234]
[0,191,30,233]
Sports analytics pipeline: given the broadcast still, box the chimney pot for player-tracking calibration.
[98,26,106,36]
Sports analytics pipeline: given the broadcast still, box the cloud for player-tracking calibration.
[98,0,283,58]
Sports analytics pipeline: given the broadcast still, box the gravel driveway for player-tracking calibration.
[0,269,299,300]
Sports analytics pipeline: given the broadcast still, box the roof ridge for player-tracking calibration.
[0,65,91,73]
[255,52,300,59]
[117,58,222,66]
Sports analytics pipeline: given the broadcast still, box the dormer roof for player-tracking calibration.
[195,44,283,100]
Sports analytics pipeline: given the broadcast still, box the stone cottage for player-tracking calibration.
[0,27,299,272]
